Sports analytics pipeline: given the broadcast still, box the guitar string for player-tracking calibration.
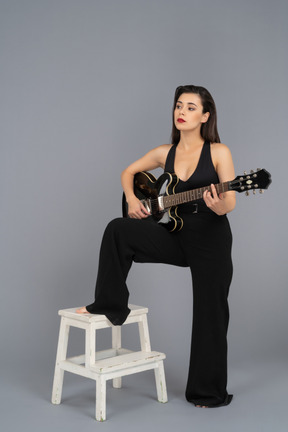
[146,184,226,212]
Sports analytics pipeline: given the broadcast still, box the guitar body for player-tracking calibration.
[122,171,184,232]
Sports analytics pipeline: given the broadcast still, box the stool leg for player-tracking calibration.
[51,317,70,404]
[154,360,168,403]
[85,323,96,368]
[96,376,106,421]
[112,326,122,388]
[138,314,151,351]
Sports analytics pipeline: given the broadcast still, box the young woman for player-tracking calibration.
[77,85,236,408]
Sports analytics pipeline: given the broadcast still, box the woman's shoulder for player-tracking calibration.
[149,144,173,159]
[210,142,232,158]
[150,144,173,166]
[155,143,173,152]
[210,143,234,172]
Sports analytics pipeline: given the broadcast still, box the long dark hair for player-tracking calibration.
[171,85,221,145]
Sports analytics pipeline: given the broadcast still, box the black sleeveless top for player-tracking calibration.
[164,141,219,214]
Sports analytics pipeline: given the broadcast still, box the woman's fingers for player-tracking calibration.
[128,201,150,219]
[203,185,226,216]
[204,184,219,203]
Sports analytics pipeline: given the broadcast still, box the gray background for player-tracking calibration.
[1,0,287,431]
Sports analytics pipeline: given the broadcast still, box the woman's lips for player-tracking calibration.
[177,118,186,123]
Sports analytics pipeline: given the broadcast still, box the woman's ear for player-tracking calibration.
[202,112,210,123]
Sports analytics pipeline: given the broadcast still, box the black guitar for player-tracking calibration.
[122,169,272,232]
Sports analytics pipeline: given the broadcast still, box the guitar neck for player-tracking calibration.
[163,181,230,208]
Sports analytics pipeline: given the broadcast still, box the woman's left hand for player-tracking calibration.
[203,184,227,216]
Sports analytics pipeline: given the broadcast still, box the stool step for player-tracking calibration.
[91,350,166,373]
[59,350,166,381]
[58,304,148,323]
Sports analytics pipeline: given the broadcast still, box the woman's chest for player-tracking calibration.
[174,147,204,182]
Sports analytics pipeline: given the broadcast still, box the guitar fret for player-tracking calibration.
[163,181,230,209]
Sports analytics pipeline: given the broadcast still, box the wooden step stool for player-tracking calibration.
[51,304,168,421]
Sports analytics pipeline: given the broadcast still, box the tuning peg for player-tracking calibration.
[253,190,256,195]
[257,168,261,171]
[259,189,264,194]
[244,171,247,175]
[245,191,250,196]
[250,169,254,173]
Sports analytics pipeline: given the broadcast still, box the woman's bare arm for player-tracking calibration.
[121,144,171,219]
[203,143,236,215]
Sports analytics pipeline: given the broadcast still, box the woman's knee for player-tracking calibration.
[105,217,126,235]
[104,217,136,239]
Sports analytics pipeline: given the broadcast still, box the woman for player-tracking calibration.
[77,85,236,408]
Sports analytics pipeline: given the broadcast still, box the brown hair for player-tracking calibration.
[171,85,221,145]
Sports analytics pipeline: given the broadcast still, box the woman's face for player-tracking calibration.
[174,92,209,132]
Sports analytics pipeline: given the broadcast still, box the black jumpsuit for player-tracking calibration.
[86,141,233,407]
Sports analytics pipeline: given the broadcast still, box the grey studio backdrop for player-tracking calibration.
[0,1,287,431]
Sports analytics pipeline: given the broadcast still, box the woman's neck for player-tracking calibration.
[178,130,204,150]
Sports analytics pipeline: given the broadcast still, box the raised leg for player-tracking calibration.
[85,217,187,326]
[154,360,168,403]
[96,376,106,421]
[51,317,70,404]
[112,326,122,388]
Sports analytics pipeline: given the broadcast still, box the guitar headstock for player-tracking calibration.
[229,169,272,195]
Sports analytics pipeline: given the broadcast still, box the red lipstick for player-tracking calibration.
[177,118,186,123]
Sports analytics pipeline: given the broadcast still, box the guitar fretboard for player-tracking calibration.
[163,181,230,208]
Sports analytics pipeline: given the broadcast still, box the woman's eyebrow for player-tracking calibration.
[177,100,198,107]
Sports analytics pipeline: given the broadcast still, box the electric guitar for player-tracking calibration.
[122,169,272,232]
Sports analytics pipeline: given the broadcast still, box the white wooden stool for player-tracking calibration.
[51,304,168,421]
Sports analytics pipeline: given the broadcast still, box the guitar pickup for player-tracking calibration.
[141,197,164,214]
[157,196,164,211]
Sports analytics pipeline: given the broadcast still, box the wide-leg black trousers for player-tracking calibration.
[86,212,233,407]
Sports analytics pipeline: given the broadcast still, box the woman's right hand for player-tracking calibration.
[127,196,150,219]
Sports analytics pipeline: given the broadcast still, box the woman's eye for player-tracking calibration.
[175,105,194,111]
